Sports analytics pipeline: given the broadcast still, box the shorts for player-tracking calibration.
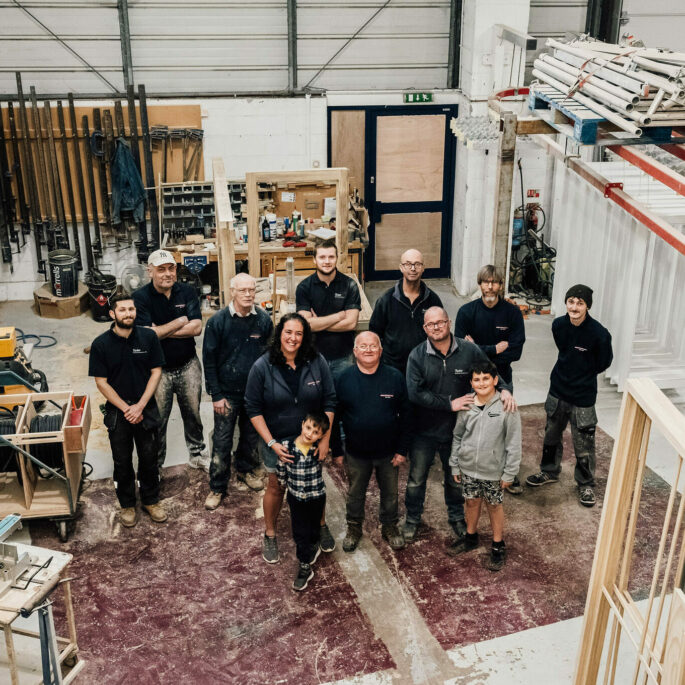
[258,438,279,473]
[461,473,503,506]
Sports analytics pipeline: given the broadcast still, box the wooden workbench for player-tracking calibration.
[172,239,365,282]
[0,543,83,683]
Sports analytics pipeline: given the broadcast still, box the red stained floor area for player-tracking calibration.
[28,404,676,682]
[328,403,676,649]
[30,467,393,685]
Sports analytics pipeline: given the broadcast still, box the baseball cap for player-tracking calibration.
[148,249,176,267]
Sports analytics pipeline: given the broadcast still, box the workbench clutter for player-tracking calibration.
[0,515,83,683]
[0,390,91,542]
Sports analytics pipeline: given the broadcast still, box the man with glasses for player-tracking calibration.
[369,248,443,374]
[202,273,274,510]
[404,306,516,544]
[454,264,526,494]
[335,331,411,552]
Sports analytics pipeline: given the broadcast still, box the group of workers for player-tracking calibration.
[88,240,613,590]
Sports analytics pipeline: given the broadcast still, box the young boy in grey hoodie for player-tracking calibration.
[448,360,521,570]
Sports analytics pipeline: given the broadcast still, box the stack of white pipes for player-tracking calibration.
[532,38,685,137]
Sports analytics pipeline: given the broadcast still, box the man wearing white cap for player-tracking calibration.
[133,249,208,471]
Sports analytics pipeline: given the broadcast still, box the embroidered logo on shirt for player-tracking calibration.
[307,380,321,386]
[380,394,394,399]
[175,303,186,309]
[334,293,345,298]
[132,348,147,354]
[488,411,501,417]
[454,369,467,374]
[250,334,261,338]
[574,346,588,352]
[496,326,508,331]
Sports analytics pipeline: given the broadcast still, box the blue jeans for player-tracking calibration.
[404,435,464,525]
[328,354,353,456]
[209,397,259,493]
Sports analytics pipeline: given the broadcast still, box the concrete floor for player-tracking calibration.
[1,279,683,683]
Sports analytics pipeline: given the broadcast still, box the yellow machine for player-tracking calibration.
[0,327,48,410]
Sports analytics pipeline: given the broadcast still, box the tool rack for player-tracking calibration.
[0,392,91,542]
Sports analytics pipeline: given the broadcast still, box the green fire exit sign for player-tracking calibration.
[404,92,433,103]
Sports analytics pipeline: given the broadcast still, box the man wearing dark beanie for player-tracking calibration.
[525,284,612,507]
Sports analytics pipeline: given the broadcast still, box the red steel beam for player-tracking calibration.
[536,135,685,256]
[609,145,685,196]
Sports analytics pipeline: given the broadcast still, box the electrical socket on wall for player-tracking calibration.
[312,160,320,168]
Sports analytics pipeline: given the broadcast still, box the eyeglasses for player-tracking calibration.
[356,344,380,351]
[401,262,424,270]
[234,288,255,294]
[424,319,448,330]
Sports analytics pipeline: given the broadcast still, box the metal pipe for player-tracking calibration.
[286,0,297,92]
[533,59,636,111]
[647,89,665,117]
[531,70,642,135]
[116,0,134,90]
[632,55,683,80]
[540,54,639,104]
[553,50,649,95]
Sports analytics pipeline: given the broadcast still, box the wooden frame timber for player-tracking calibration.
[574,377,685,684]
[244,168,349,277]
[211,158,235,307]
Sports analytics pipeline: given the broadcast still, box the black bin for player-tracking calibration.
[86,272,117,322]
[48,249,78,298]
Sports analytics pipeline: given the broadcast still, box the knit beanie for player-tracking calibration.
[565,284,593,309]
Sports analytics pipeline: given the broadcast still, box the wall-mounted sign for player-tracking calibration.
[404,92,433,104]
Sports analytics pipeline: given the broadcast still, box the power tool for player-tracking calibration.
[0,327,49,410]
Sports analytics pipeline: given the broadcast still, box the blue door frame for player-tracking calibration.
[327,104,458,281]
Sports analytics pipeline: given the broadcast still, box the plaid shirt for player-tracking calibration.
[276,439,326,501]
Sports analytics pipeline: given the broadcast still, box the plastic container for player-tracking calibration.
[85,272,117,322]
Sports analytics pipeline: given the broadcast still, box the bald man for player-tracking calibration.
[369,248,443,373]
[202,273,274,509]
[335,331,412,552]
[404,306,515,544]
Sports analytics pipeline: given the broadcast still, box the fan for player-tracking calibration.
[120,264,150,295]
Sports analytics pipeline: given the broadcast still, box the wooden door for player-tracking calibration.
[368,106,456,279]
[328,105,457,281]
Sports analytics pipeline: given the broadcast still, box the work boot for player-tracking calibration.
[189,452,211,473]
[450,519,467,542]
[526,471,559,487]
[253,465,267,478]
[237,470,264,491]
[402,520,419,543]
[204,491,223,510]
[119,507,137,528]
[486,541,506,572]
[381,524,405,550]
[447,532,479,557]
[319,524,335,552]
[142,502,168,523]
[505,476,523,495]
[342,524,363,553]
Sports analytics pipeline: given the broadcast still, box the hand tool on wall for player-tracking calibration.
[56,102,81,268]
[82,115,102,260]
[16,73,45,274]
[67,94,94,272]
[7,102,31,246]
[91,109,111,232]
[43,101,68,248]
[138,84,160,251]
[125,85,141,174]
[29,87,53,250]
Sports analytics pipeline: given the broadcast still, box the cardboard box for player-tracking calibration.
[33,281,89,319]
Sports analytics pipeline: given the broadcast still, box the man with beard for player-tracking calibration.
[133,249,207,472]
[404,306,516,544]
[89,294,167,527]
[454,264,526,494]
[369,249,443,374]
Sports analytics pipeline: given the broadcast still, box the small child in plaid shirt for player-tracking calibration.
[277,411,331,591]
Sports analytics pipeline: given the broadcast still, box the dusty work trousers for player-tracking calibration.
[155,355,206,467]
[288,493,326,563]
[540,393,597,487]
[345,454,399,526]
[105,407,160,508]
[209,397,259,494]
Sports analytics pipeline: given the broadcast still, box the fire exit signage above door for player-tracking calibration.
[403,92,433,104]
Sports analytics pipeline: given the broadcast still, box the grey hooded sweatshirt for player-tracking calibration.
[449,392,521,483]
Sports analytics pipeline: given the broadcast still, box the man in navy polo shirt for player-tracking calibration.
[133,249,207,471]
[297,239,361,457]
[454,264,526,494]
[89,294,167,527]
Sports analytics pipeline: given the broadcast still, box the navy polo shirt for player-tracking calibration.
[296,270,361,360]
[133,281,201,369]
[88,325,165,404]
